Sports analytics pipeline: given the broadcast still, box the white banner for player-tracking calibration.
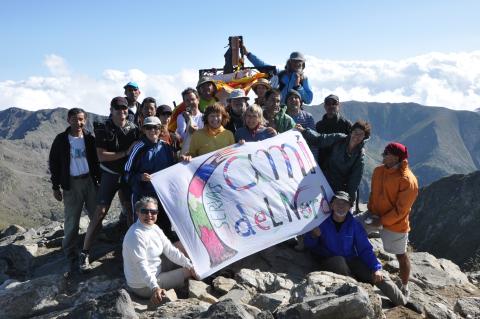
[151,130,333,278]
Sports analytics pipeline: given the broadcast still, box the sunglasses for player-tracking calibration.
[113,105,128,111]
[144,125,161,131]
[140,208,159,215]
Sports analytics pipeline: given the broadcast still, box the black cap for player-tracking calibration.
[110,96,128,108]
[157,104,173,114]
[324,94,339,104]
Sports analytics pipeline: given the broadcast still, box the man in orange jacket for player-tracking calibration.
[363,142,418,300]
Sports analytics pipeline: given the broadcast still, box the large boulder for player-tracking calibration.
[0,274,67,318]
[60,289,138,319]
[410,252,475,290]
[281,271,382,319]
[195,299,254,319]
[235,268,294,293]
[139,298,210,319]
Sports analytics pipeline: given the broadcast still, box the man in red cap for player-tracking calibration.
[363,142,418,300]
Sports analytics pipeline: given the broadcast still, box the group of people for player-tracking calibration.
[48,48,419,309]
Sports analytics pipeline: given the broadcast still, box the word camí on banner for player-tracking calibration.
[152,131,334,278]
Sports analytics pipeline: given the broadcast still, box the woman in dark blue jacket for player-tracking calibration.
[124,116,176,240]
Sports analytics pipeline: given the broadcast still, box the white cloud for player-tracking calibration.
[1,51,480,114]
[304,51,480,110]
[44,54,70,77]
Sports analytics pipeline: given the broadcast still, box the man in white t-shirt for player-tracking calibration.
[123,197,195,305]
[177,88,204,154]
[49,108,101,275]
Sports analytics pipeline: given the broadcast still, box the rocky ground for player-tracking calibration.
[1,216,479,319]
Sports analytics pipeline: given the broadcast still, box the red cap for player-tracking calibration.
[384,142,408,161]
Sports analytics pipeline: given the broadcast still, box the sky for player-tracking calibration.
[1,0,480,115]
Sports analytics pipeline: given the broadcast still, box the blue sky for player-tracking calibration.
[1,0,480,113]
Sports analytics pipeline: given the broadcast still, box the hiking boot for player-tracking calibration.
[401,284,410,300]
[405,301,423,314]
[79,252,91,272]
[294,236,305,252]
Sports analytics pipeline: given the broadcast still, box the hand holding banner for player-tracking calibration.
[151,130,333,278]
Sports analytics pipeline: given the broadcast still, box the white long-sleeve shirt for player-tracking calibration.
[122,220,193,290]
[176,112,204,141]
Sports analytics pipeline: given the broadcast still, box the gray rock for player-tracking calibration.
[467,271,480,285]
[195,299,254,319]
[0,278,20,290]
[454,297,480,317]
[219,288,253,304]
[383,260,400,272]
[61,289,138,319]
[249,290,290,312]
[212,276,237,294]
[17,228,38,241]
[370,238,396,261]
[0,258,8,273]
[410,252,475,290]
[162,288,178,303]
[188,279,218,304]
[277,285,375,319]
[0,225,26,238]
[424,302,458,319]
[0,242,38,277]
[0,272,9,285]
[140,298,210,319]
[0,274,67,318]
[235,268,294,293]
[290,271,358,303]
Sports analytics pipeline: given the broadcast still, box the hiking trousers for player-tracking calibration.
[319,256,407,306]
[62,176,97,261]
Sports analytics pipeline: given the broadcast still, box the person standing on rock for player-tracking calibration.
[123,81,142,126]
[315,94,352,169]
[361,142,418,299]
[304,191,408,306]
[80,97,140,272]
[48,108,101,274]
[242,43,313,105]
[123,197,195,305]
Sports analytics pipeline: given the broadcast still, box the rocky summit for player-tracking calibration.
[1,217,479,319]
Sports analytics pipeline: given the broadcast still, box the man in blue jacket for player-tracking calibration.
[304,191,407,306]
[241,44,313,105]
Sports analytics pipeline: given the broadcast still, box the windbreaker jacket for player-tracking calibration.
[303,129,365,203]
[124,136,175,197]
[304,213,382,272]
[49,127,100,191]
[367,160,418,233]
[247,52,313,104]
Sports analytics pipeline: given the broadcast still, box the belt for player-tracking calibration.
[71,173,90,180]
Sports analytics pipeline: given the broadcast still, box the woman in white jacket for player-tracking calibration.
[123,196,195,304]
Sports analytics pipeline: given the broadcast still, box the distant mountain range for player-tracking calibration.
[409,170,480,269]
[305,102,480,201]
[0,103,479,228]
[0,107,105,228]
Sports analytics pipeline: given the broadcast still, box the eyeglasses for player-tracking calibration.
[140,208,159,215]
[144,126,161,131]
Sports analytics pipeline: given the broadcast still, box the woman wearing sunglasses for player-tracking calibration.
[123,197,196,305]
[124,116,177,241]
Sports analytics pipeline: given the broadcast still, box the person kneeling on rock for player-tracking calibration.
[304,191,408,307]
[122,196,196,305]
